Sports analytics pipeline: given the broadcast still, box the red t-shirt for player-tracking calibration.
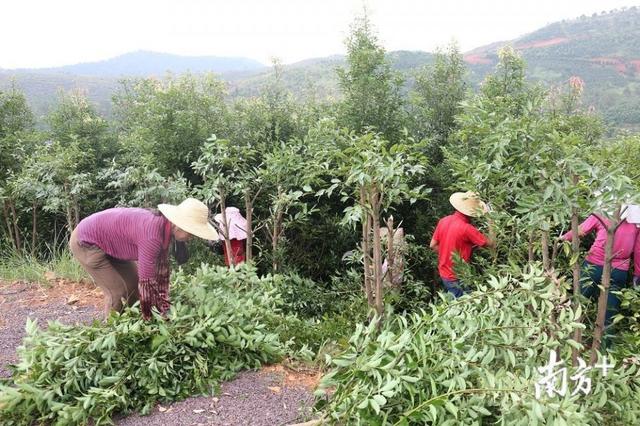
[223,239,246,266]
[431,211,488,280]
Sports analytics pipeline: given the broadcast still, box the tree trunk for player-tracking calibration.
[272,208,283,272]
[371,192,383,318]
[570,204,583,364]
[3,199,16,251]
[244,190,253,263]
[385,216,394,287]
[31,201,37,256]
[590,207,620,362]
[361,187,373,307]
[551,237,560,269]
[73,199,80,230]
[218,186,235,267]
[66,204,74,234]
[528,230,535,263]
[541,229,550,272]
[9,199,22,252]
[63,182,74,232]
[271,187,284,272]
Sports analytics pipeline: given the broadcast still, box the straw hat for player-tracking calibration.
[214,207,248,240]
[158,198,219,240]
[449,191,488,217]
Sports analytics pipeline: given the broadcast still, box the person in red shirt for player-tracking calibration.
[430,191,495,298]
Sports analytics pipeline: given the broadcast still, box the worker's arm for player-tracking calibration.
[429,237,439,252]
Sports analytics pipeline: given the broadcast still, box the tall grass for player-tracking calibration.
[0,238,87,285]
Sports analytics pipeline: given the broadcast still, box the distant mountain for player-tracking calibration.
[8,51,266,77]
[2,7,640,128]
[0,51,266,119]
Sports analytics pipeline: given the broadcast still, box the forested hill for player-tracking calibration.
[2,7,640,127]
[464,6,640,127]
[227,7,640,128]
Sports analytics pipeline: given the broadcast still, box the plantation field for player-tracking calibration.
[2,12,640,426]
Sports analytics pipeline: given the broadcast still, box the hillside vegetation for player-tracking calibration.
[3,9,640,128]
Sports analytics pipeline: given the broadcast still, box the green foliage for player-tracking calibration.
[337,15,405,139]
[46,90,113,170]
[0,243,86,284]
[332,132,428,227]
[592,133,640,190]
[0,86,37,246]
[100,162,190,208]
[273,270,362,319]
[0,85,35,181]
[409,42,467,146]
[317,266,640,425]
[112,74,228,182]
[445,48,615,265]
[193,134,258,205]
[610,288,640,359]
[0,265,300,424]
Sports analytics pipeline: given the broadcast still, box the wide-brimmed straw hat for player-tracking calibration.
[214,207,248,240]
[158,198,219,240]
[449,191,488,217]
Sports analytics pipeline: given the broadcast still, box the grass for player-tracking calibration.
[0,242,87,285]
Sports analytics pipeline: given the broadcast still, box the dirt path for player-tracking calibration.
[0,278,318,425]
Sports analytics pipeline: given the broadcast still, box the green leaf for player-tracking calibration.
[370,398,381,414]
[400,375,419,383]
[373,394,387,407]
[444,400,458,418]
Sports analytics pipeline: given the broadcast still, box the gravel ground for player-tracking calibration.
[0,279,317,425]
[117,370,315,426]
[0,279,102,378]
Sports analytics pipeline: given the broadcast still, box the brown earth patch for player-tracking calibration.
[0,276,103,309]
[463,54,492,65]
[516,37,569,50]
[591,57,629,74]
[261,363,323,391]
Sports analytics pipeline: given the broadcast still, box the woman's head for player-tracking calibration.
[157,198,219,241]
[172,225,193,242]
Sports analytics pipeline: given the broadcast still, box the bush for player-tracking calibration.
[315,265,640,425]
[262,268,365,355]
[274,269,363,319]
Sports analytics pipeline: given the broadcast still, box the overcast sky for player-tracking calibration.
[2,0,639,69]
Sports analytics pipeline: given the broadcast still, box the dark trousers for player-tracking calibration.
[581,260,628,334]
[441,278,467,298]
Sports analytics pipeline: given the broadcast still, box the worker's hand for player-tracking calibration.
[633,276,640,289]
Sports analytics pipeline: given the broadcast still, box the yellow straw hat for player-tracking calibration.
[158,198,219,240]
[449,191,488,217]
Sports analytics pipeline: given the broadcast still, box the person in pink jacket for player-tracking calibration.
[561,205,640,336]
[70,199,218,319]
